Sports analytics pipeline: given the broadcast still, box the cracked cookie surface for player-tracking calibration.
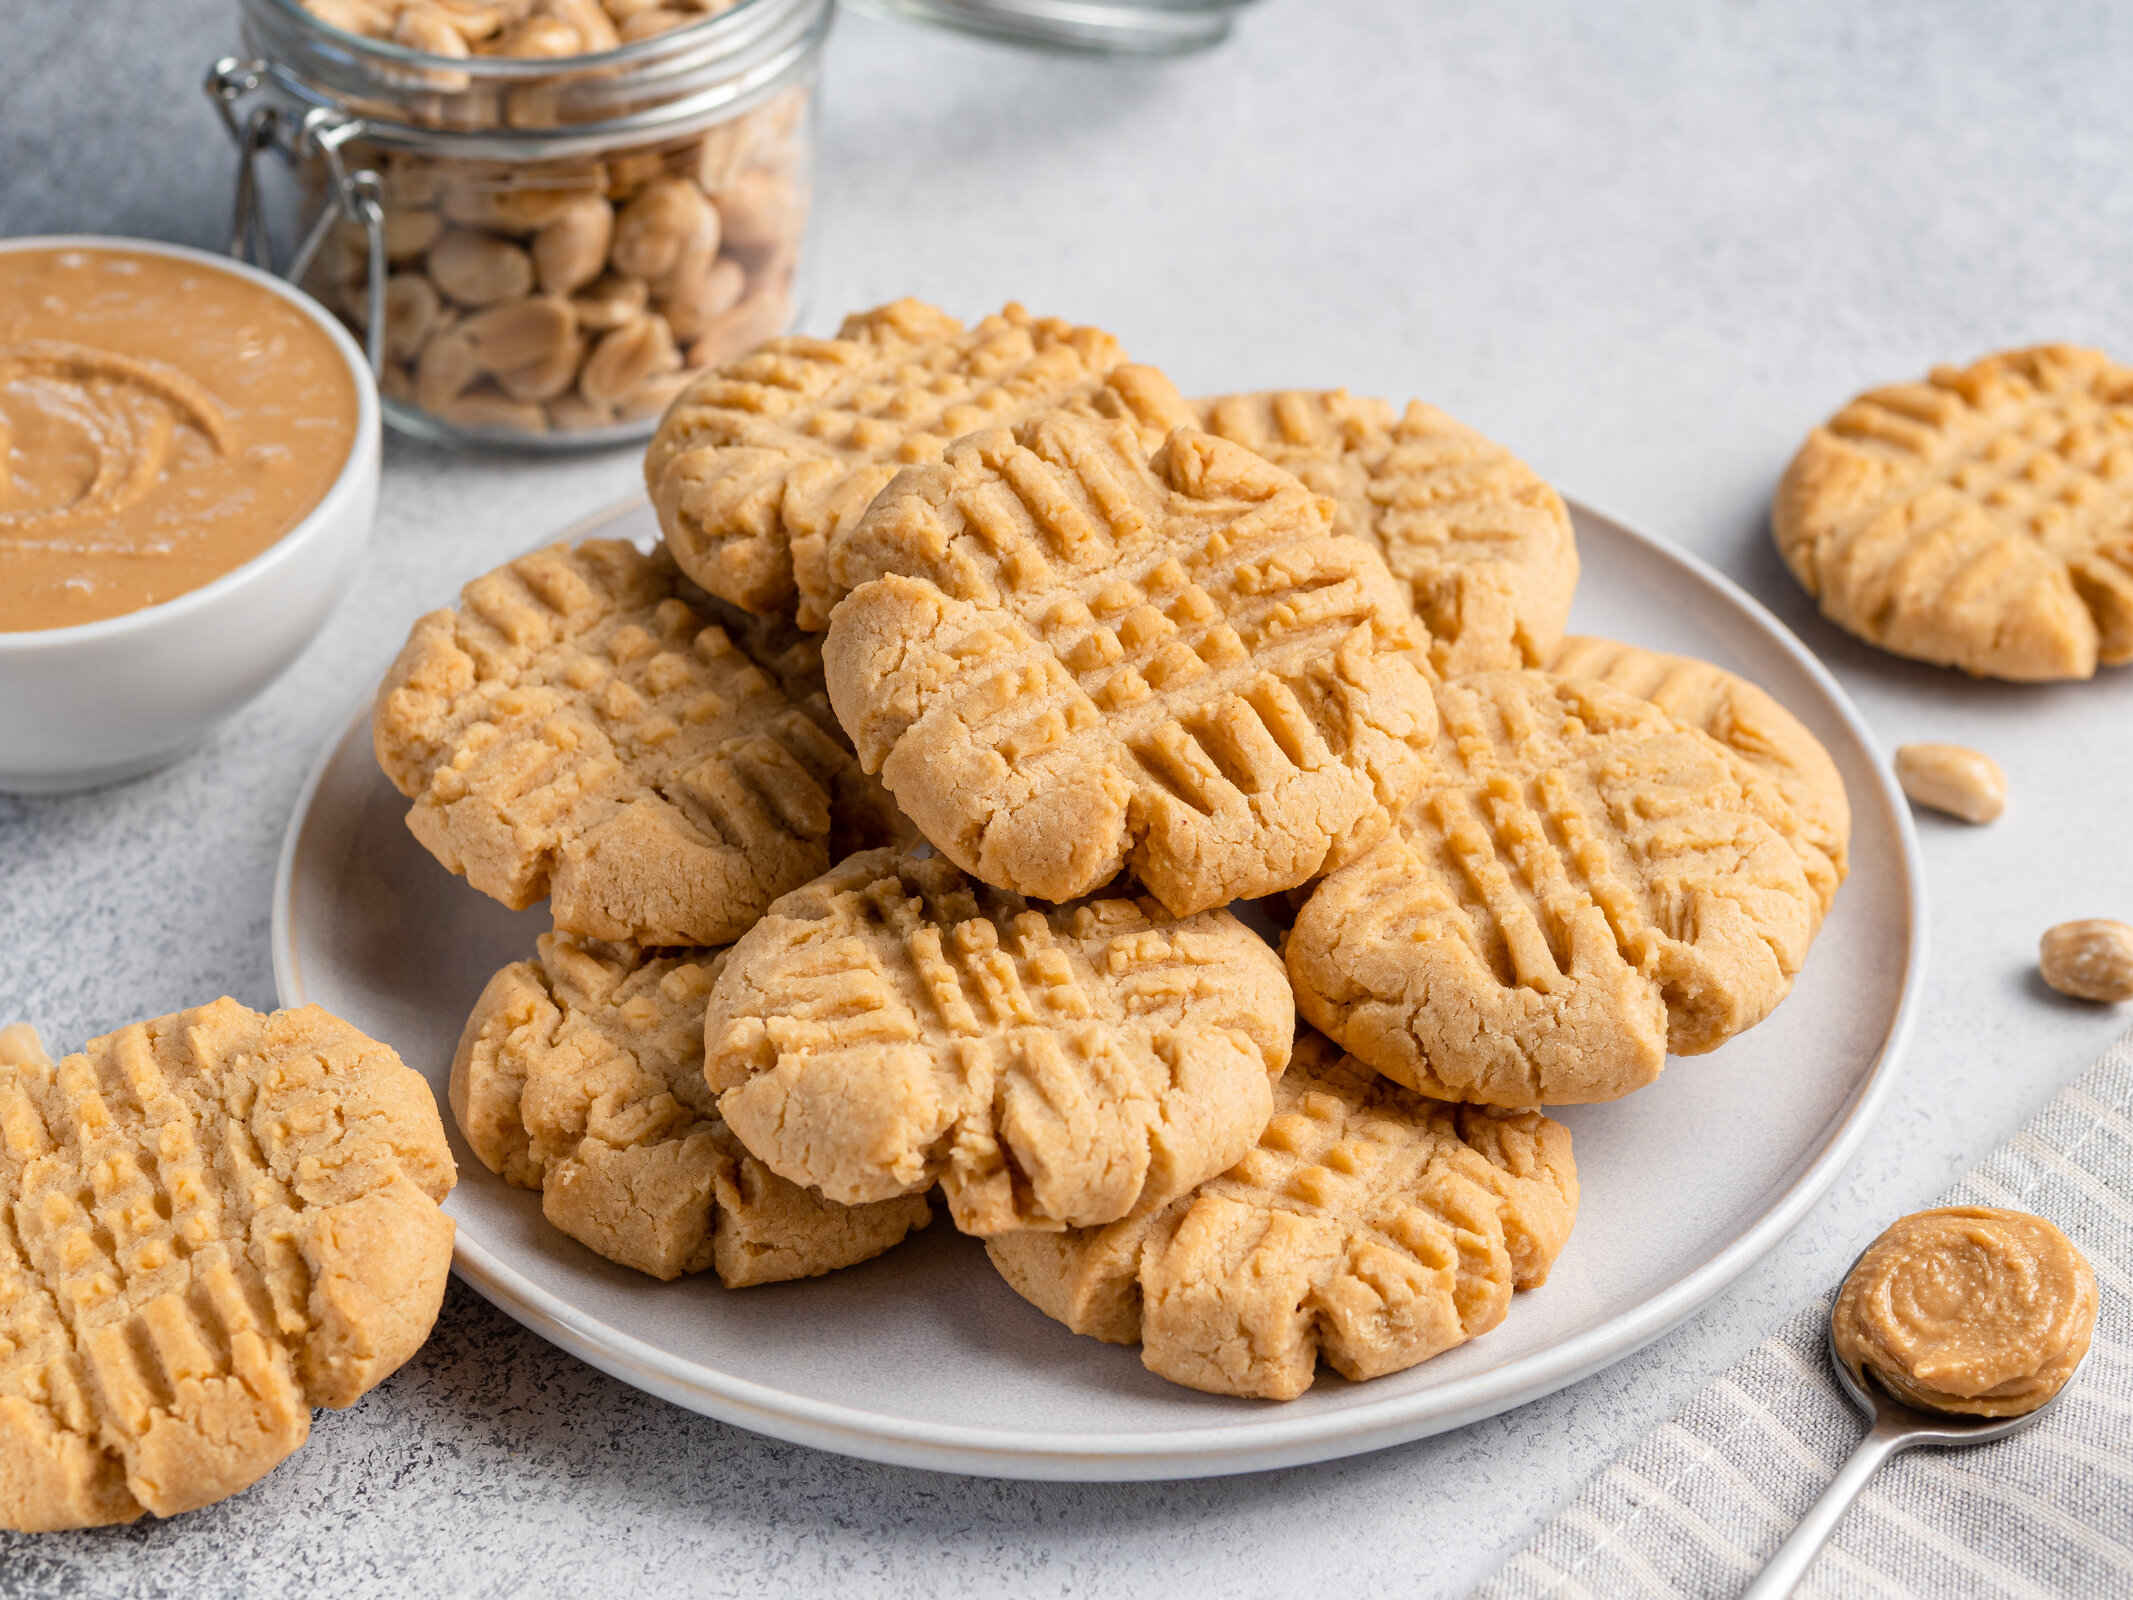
[821,409,1438,916]
[702,850,1295,1235]
[987,1028,1576,1401]
[1287,670,1817,1106]
[0,1005,454,1530]
[1193,389,1578,677]
[1546,636,1850,920]
[646,299,1131,627]
[1774,344,2133,681]
[452,933,930,1285]
[373,538,898,946]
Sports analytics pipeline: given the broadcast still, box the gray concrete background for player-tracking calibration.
[5,1,2133,1593]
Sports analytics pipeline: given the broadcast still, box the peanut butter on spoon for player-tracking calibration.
[1832,1206,2096,1419]
[1740,1206,2096,1597]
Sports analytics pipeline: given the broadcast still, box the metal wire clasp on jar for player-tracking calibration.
[207,0,826,449]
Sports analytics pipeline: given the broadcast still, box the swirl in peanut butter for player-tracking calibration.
[0,247,357,632]
[1833,1206,2096,1418]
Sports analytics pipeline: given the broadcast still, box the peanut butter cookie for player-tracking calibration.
[373,538,896,946]
[1287,671,1818,1106]
[0,1004,455,1531]
[1194,389,1578,676]
[820,410,1438,915]
[987,1029,1577,1401]
[702,850,1295,1236]
[1774,345,2133,681]
[452,933,930,1284]
[693,587,920,853]
[1547,636,1850,919]
[646,298,1133,627]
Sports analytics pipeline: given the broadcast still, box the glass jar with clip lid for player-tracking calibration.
[205,0,827,449]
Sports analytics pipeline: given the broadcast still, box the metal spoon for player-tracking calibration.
[1737,1270,2086,1600]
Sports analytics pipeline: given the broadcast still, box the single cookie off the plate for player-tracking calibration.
[0,1005,455,1531]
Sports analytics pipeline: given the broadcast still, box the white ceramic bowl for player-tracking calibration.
[0,236,381,795]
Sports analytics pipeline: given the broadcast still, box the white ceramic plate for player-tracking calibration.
[272,495,1925,1481]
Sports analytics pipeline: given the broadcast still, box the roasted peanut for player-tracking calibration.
[380,155,444,210]
[415,326,481,411]
[616,369,693,422]
[430,0,508,40]
[693,120,750,193]
[377,272,442,363]
[712,167,797,265]
[532,195,615,295]
[440,388,550,433]
[497,330,588,402]
[684,276,786,368]
[536,0,619,51]
[393,3,473,54]
[579,311,679,405]
[618,8,689,40]
[611,176,718,282]
[605,148,670,200]
[2040,920,2133,1003]
[458,295,577,372]
[546,392,614,430]
[426,228,536,305]
[493,13,583,54]
[658,254,743,341]
[1894,743,2006,824]
[307,0,396,35]
[384,206,443,263]
[570,271,649,330]
[440,180,581,235]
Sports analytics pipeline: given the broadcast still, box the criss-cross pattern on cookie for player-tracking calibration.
[647,299,1129,626]
[453,933,930,1285]
[703,851,1294,1236]
[1194,389,1578,677]
[1547,636,1850,920]
[821,412,1438,915]
[1287,671,1818,1107]
[0,1004,454,1530]
[374,539,884,946]
[1774,344,2133,681]
[985,1030,1577,1401]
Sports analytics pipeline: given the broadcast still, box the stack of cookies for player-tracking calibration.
[373,298,1851,1402]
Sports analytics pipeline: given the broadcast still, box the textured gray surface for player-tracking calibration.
[3,0,2132,1594]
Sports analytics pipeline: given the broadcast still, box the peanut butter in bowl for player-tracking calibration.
[0,245,359,632]
[1833,1206,2097,1419]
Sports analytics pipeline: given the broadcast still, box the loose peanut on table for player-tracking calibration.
[1894,742,2007,824]
[2040,920,2133,1003]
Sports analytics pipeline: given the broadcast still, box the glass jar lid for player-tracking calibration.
[860,0,1258,57]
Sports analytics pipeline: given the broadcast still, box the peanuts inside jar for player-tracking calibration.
[315,95,807,440]
[227,0,824,446]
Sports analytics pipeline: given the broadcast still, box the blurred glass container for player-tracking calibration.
[207,0,827,450]
[860,0,1256,57]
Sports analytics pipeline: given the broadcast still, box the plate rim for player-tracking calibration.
[272,490,1928,1480]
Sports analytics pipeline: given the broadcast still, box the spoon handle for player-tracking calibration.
[1737,1418,1908,1600]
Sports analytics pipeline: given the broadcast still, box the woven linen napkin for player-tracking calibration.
[1477,1025,2133,1600]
